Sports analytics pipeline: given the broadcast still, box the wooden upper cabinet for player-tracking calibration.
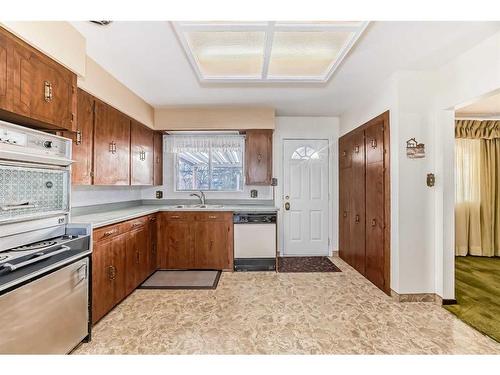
[245,129,273,185]
[0,27,77,131]
[0,30,10,112]
[153,132,163,186]
[93,100,130,185]
[64,89,94,185]
[130,120,154,185]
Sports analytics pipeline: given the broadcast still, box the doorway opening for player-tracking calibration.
[448,92,500,342]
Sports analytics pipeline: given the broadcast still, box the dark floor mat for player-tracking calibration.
[139,270,221,290]
[278,256,341,273]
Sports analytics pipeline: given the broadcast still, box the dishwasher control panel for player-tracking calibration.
[233,212,277,224]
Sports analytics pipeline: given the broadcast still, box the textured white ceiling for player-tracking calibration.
[72,21,500,116]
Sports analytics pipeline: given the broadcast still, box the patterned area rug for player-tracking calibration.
[278,256,341,273]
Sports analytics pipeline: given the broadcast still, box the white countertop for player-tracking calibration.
[71,205,278,229]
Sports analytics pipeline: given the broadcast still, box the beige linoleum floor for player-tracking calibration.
[75,257,500,354]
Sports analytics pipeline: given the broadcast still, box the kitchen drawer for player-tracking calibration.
[123,216,148,232]
[163,212,193,221]
[93,223,124,242]
[194,212,232,222]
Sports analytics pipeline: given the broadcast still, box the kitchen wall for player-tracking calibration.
[71,186,145,208]
[273,116,340,256]
[154,107,275,130]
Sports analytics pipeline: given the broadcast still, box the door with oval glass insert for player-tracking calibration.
[283,139,329,256]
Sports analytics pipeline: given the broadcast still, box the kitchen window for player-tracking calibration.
[167,134,245,192]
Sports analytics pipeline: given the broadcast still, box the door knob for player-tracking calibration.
[285,202,290,211]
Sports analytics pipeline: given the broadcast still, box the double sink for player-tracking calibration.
[173,204,224,209]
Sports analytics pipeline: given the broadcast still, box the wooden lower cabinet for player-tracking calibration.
[194,220,232,270]
[92,232,127,324]
[92,211,234,324]
[92,214,157,324]
[158,212,233,271]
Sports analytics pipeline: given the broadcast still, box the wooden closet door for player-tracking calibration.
[351,130,366,275]
[93,101,130,185]
[338,135,353,266]
[364,124,385,291]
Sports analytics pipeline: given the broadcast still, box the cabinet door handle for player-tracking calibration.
[135,251,140,264]
[108,265,116,280]
[131,223,142,228]
[209,240,214,251]
[355,214,360,223]
[170,215,180,219]
[342,150,347,157]
[102,229,117,237]
[44,81,53,102]
[75,130,82,145]
[371,139,377,148]
[113,142,117,153]
[109,142,114,154]
[257,153,262,162]
[149,217,156,222]
[354,145,360,153]
[371,218,377,227]
[343,211,347,218]
[208,215,217,219]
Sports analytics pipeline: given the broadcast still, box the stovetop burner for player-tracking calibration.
[11,241,57,252]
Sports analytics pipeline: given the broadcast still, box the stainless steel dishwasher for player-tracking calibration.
[233,212,277,271]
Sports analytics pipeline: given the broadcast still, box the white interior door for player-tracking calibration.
[283,139,329,256]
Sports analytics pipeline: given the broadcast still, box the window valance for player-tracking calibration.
[455,120,500,139]
[165,134,245,153]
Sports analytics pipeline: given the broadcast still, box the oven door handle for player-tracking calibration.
[1,202,37,211]
[2,245,71,272]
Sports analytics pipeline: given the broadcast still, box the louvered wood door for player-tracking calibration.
[350,130,366,275]
[364,123,386,291]
[338,135,353,265]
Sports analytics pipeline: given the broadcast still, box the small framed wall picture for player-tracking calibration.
[406,138,425,159]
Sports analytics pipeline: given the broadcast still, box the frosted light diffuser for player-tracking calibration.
[172,21,368,83]
[268,31,354,78]
[184,31,265,77]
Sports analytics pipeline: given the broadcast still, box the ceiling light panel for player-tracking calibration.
[268,31,354,78]
[172,21,368,83]
[184,31,265,78]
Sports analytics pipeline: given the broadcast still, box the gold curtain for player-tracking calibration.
[455,120,500,257]
[480,138,500,256]
[455,139,482,255]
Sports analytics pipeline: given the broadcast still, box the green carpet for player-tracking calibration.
[444,256,500,342]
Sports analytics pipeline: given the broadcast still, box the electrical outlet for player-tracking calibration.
[155,190,163,199]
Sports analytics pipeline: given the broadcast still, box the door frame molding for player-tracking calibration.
[339,111,391,295]
[281,137,331,257]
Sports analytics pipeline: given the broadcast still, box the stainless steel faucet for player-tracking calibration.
[189,191,206,205]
